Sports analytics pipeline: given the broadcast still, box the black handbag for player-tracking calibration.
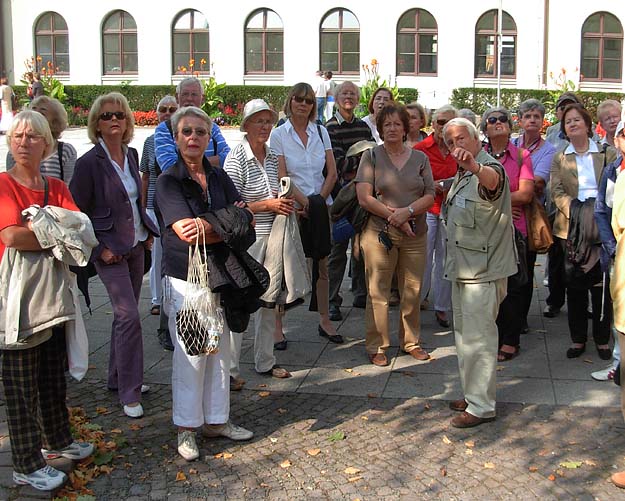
[508,228,528,290]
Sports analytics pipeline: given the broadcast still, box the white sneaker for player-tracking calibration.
[123,403,144,418]
[42,441,94,460]
[203,421,253,441]
[591,365,617,381]
[141,385,150,394]
[13,465,67,490]
[177,430,199,461]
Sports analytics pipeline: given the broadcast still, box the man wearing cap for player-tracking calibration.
[607,121,625,488]
[154,76,230,171]
[325,81,374,321]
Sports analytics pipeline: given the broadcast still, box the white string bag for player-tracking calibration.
[175,218,223,356]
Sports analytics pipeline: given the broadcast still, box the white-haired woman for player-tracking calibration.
[157,106,253,462]
[0,111,93,491]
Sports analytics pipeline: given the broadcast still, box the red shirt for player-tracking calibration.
[414,134,458,215]
[0,173,79,261]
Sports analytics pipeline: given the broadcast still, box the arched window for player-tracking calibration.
[244,9,283,74]
[474,10,516,78]
[172,10,209,74]
[397,9,437,75]
[102,10,137,74]
[581,12,623,81]
[320,9,359,74]
[34,12,69,74]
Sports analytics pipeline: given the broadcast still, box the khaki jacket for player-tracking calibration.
[550,144,618,239]
[443,150,517,283]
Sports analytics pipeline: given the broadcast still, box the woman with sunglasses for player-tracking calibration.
[156,106,253,461]
[480,107,534,362]
[70,92,158,418]
[140,96,177,320]
[270,83,340,343]
[551,103,618,360]
[355,102,435,366]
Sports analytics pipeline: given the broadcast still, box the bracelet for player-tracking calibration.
[475,164,483,175]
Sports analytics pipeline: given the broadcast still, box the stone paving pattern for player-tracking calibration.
[1,129,625,499]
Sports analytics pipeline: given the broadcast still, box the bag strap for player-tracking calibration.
[42,175,49,207]
[57,141,64,181]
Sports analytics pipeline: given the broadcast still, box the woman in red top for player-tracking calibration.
[0,110,93,491]
[480,107,534,361]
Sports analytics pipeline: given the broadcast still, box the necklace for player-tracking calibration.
[574,146,589,155]
[487,143,507,160]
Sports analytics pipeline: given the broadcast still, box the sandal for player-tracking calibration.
[150,304,160,315]
[259,365,292,379]
[497,346,520,362]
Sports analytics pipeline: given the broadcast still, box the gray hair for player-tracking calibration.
[518,99,546,118]
[457,108,477,125]
[176,77,203,96]
[335,81,360,101]
[480,106,512,133]
[443,117,480,146]
[6,110,55,158]
[157,95,177,110]
[171,106,213,136]
[597,99,622,121]
[432,104,458,122]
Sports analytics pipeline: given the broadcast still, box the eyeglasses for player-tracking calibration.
[179,126,209,137]
[486,115,509,125]
[292,96,315,105]
[378,223,393,253]
[10,132,44,142]
[99,111,126,121]
[247,119,274,126]
[436,119,449,126]
[158,106,177,114]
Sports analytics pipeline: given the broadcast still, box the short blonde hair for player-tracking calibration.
[283,82,317,123]
[30,96,68,141]
[6,110,55,159]
[87,92,134,145]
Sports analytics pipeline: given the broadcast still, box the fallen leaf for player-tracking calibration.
[464,440,475,448]
[161,445,169,450]
[83,423,102,431]
[424,403,431,410]
[280,459,292,468]
[496,365,505,371]
[442,435,452,445]
[99,465,113,474]
[277,408,287,414]
[348,476,363,482]
[535,329,546,334]
[344,467,361,475]
[88,364,97,369]
[548,474,556,481]
[367,393,378,398]
[559,461,583,469]
[129,424,142,431]
[529,466,538,472]
[258,391,271,397]
[344,368,354,373]
[93,451,114,466]
[465,449,473,456]
[484,462,495,469]
[440,466,447,477]
[260,482,270,487]
[95,407,108,415]
[175,471,187,481]
[538,449,549,456]
[556,469,565,477]
[189,468,198,474]
[583,358,594,364]
[584,459,597,467]
[307,448,321,456]
[214,452,224,458]
[110,428,123,434]
[270,437,278,443]
[361,416,369,421]
[223,453,233,459]
[328,431,345,442]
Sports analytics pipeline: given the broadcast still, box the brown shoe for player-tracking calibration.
[368,353,389,367]
[449,399,468,412]
[612,471,625,488]
[450,411,495,428]
[405,347,430,361]
[230,376,245,391]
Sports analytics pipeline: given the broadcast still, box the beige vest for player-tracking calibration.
[443,151,518,283]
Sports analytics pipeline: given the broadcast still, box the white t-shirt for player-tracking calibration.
[565,141,599,202]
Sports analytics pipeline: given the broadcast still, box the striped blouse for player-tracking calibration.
[223,137,279,236]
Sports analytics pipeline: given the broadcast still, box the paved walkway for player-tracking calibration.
[1,128,625,499]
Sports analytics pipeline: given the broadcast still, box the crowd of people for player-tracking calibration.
[2,74,625,490]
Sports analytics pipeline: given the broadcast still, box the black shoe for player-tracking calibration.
[329,304,342,321]
[158,330,174,351]
[543,305,560,318]
[352,297,366,309]
[318,325,344,344]
[566,345,586,358]
[274,335,287,351]
[597,347,612,360]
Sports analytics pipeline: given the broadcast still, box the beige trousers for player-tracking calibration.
[361,223,426,355]
[452,278,507,418]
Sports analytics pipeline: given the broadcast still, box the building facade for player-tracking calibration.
[1,0,624,108]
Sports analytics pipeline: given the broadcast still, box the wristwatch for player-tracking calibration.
[407,206,415,216]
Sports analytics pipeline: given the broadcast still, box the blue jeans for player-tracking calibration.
[316,97,326,123]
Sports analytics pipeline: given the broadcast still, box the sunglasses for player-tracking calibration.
[179,126,209,137]
[158,106,177,113]
[436,119,449,126]
[293,96,315,105]
[487,115,509,125]
[99,111,126,121]
[378,223,393,253]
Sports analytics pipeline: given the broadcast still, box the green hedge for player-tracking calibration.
[451,87,625,120]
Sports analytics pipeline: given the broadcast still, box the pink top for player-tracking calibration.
[484,142,534,237]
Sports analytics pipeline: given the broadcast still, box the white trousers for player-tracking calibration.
[146,208,162,306]
[421,212,451,312]
[164,276,230,428]
[230,235,276,377]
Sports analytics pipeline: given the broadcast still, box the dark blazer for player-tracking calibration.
[70,142,159,261]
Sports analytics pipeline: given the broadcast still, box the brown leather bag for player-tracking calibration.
[525,196,553,253]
